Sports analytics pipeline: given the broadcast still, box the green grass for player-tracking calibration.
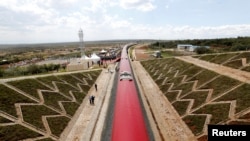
[7,79,52,99]
[183,115,207,135]
[56,74,84,87]
[223,59,243,69]
[0,84,35,117]
[215,83,250,113]
[0,124,42,141]
[0,116,12,123]
[84,78,96,85]
[83,70,101,81]
[36,75,64,87]
[195,52,240,66]
[154,78,165,85]
[164,91,179,102]
[193,103,231,124]
[62,102,80,116]
[179,65,203,80]
[189,70,218,88]
[172,101,190,116]
[71,91,87,103]
[54,82,79,97]
[47,116,70,137]
[166,59,192,73]
[41,91,71,111]
[159,83,172,92]
[160,51,177,57]
[211,53,239,64]
[165,70,179,79]
[198,54,217,62]
[71,73,89,83]
[166,76,184,85]
[183,91,209,109]
[78,84,91,91]
[21,105,59,130]
[200,75,241,98]
[232,52,250,63]
[173,81,195,97]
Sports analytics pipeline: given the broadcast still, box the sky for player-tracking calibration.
[0,0,250,44]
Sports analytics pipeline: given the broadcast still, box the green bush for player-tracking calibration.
[195,46,212,54]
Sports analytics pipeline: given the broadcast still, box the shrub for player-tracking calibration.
[195,46,212,54]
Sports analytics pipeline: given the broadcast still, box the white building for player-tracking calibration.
[177,44,195,51]
[177,44,209,52]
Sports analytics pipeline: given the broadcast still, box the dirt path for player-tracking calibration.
[176,56,250,84]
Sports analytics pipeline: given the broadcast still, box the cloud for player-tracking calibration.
[164,24,250,39]
[0,0,250,43]
[120,0,156,12]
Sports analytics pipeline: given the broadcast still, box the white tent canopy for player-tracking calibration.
[80,55,90,60]
[100,49,107,53]
[90,52,100,63]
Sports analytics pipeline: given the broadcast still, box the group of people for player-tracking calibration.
[89,83,97,105]
[89,95,95,105]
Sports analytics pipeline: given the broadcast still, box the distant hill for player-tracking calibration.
[0,39,156,49]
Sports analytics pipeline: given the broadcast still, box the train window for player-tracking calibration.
[120,71,133,81]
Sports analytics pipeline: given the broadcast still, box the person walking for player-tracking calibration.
[91,95,95,105]
[95,83,97,91]
[89,95,93,105]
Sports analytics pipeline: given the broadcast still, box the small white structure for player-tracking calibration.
[100,49,107,53]
[177,44,195,51]
[90,53,100,63]
[177,44,210,52]
[66,58,93,71]
[80,55,90,60]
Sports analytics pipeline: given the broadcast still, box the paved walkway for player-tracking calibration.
[60,64,117,141]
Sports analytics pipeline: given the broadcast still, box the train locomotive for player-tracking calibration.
[111,44,149,141]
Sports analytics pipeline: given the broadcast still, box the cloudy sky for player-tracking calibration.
[0,0,250,44]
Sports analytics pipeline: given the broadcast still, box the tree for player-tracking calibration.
[195,46,212,54]
[27,64,39,74]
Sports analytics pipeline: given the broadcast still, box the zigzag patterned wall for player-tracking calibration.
[0,70,101,141]
[141,57,250,140]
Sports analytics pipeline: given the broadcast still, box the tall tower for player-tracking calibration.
[78,28,84,57]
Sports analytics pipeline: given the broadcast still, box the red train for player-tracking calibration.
[111,44,149,141]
